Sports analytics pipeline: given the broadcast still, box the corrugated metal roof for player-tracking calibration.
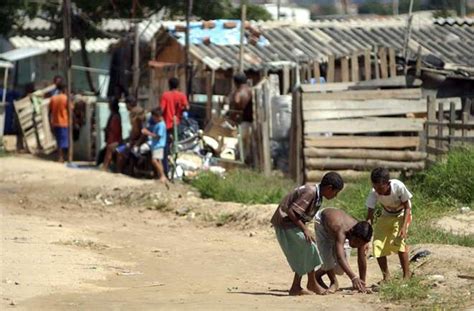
[0,47,48,62]
[9,36,118,53]
[184,19,474,71]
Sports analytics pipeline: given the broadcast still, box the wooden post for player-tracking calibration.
[379,47,388,79]
[426,96,436,149]
[462,97,471,137]
[262,82,271,176]
[364,49,371,80]
[449,102,456,144]
[415,46,422,77]
[437,102,444,156]
[205,71,212,123]
[341,57,350,82]
[238,4,247,73]
[351,53,359,82]
[63,0,73,162]
[373,46,380,80]
[305,64,312,82]
[327,55,335,83]
[388,48,396,77]
[282,64,290,94]
[313,61,320,83]
[132,25,140,96]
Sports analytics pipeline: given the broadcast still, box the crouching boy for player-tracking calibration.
[270,172,344,296]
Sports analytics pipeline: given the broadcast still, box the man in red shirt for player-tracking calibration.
[160,77,189,175]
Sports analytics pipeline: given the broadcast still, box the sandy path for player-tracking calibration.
[1,156,472,310]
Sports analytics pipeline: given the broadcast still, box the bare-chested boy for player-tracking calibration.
[314,208,373,293]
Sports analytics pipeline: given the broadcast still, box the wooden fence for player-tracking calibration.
[296,46,399,88]
[425,96,474,160]
[290,84,464,184]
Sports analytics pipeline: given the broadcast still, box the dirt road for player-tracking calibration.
[1,157,472,310]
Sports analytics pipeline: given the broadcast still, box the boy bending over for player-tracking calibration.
[314,208,373,293]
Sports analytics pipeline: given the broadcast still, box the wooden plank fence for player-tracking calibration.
[290,83,466,183]
[425,96,473,161]
[14,86,57,155]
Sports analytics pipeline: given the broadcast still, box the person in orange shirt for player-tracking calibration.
[160,77,189,175]
[49,83,71,162]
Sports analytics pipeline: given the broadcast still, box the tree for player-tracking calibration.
[358,0,391,15]
[225,3,272,21]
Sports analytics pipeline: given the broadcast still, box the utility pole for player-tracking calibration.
[460,0,467,17]
[63,0,73,162]
[277,0,281,21]
[239,4,247,73]
[393,0,399,15]
[402,0,414,75]
[132,25,140,97]
[184,0,193,99]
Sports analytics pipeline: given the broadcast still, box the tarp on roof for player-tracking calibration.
[169,20,269,46]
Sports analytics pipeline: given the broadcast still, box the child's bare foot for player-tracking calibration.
[316,276,329,289]
[307,284,327,295]
[328,281,339,293]
[289,288,313,296]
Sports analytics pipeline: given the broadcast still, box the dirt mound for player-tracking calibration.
[436,211,474,235]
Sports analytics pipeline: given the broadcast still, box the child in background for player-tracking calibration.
[49,83,71,162]
[141,108,167,183]
[366,167,413,281]
[270,172,344,296]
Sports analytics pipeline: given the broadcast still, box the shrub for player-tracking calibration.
[409,146,474,204]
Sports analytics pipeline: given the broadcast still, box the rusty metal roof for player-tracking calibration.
[184,19,474,71]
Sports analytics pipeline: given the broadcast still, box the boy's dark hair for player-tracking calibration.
[371,167,390,184]
[109,98,120,113]
[349,221,373,242]
[56,82,66,92]
[233,73,247,85]
[151,107,162,117]
[168,77,179,90]
[53,75,63,84]
[320,171,344,191]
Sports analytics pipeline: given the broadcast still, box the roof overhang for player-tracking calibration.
[0,47,48,62]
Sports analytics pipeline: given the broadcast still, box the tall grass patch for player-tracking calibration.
[189,169,295,204]
[409,146,474,204]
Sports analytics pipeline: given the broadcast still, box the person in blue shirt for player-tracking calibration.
[141,108,167,183]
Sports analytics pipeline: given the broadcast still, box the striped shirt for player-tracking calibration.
[271,184,323,229]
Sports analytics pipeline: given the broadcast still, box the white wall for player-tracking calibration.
[263,4,311,23]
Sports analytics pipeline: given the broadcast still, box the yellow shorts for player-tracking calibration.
[373,214,407,257]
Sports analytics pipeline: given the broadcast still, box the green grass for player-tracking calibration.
[379,275,430,302]
[410,146,474,204]
[189,169,295,204]
[0,148,10,157]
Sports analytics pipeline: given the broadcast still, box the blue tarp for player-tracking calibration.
[170,20,269,46]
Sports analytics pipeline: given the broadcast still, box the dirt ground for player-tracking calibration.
[1,156,473,310]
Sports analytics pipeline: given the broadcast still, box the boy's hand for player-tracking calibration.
[303,228,315,244]
[351,277,366,293]
[399,227,408,239]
